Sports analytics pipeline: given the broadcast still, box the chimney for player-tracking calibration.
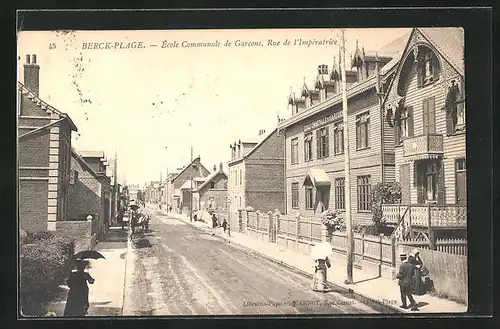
[219,162,223,170]
[258,129,266,136]
[213,165,217,172]
[23,54,40,96]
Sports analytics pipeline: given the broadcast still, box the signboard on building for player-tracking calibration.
[303,111,342,133]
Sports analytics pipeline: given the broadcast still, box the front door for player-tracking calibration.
[455,158,467,205]
[315,187,330,213]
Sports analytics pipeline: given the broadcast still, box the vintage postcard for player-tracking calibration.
[17,26,467,317]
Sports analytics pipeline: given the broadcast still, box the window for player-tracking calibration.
[422,97,436,134]
[333,122,344,155]
[239,170,242,186]
[394,106,414,145]
[210,182,215,190]
[291,138,299,164]
[305,186,314,209]
[304,133,313,162]
[424,163,438,202]
[417,50,439,87]
[356,112,370,149]
[456,158,466,171]
[357,175,371,211]
[335,178,345,210]
[291,183,299,208]
[446,80,466,135]
[316,127,329,159]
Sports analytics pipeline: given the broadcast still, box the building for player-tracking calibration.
[68,149,105,244]
[79,151,112,233]
[228,128,285,214]
[194,163,228,213]
[277,33,410,223]
[168,157,211,214]
[381,28,466,239]
[18,54,78,232]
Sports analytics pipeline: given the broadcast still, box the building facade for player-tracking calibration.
[168,157,211,213]
[383,28,466,208]
[278,33,410,224]
[228,128,285,214]
[195,163,228,213]
[18,54,78,232]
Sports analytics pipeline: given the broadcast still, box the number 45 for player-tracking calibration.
[49,43,56,49]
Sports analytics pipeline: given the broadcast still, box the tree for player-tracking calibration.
[371,181,402,231]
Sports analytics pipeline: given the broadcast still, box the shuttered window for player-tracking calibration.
[291,138,299,164]
[335,178,345,210]
[334,122,344,155]
[316,127,329,159]
[422,97,436,134]
[291,183,299,208]
[356,112,370,149]
[394,106,414,145]
[304,133,313,161]
[357,175,371,211]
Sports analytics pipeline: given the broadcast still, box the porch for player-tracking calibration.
[382,204,467,228]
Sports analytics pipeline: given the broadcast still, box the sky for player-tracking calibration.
[17,28,411,186]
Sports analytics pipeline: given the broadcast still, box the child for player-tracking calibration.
[222,217,228,232]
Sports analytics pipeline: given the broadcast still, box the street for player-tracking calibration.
[123,209,379,315]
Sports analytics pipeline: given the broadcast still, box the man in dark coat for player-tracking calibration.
[397,253,419,311]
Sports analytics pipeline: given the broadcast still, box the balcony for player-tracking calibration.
[382,204,467,228]
[403,133,443,159]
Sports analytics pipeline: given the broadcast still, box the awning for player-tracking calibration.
[302,168,331,187]
[403,153,442,163]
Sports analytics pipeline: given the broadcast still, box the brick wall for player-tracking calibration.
[19,180,48,232]
[55,220,93,252]
[18,130,50,167]
[69,154,102,220]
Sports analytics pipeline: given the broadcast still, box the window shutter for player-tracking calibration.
[416,164,425,203]
[304,138,308,162]
[417,62,424,87]
[437,161,445,205]
[446,111,454,135]
[366,118,371,147]
[422,99,429,134]
[432,55,440,81]
[325,127,329,157]
[428,97,436,133]
[316,131,321,158]
[394,124,400,145]
[407,106,414,137]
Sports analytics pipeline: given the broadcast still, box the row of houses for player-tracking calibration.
[18,54,123,251]
[146,28,466,240]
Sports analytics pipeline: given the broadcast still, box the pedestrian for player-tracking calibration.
[312,257,331,293]
[64,259,95,317]
[396,253,419,311]
[222,217,228,232]
[211,213,218,228]
[410,248,427,295]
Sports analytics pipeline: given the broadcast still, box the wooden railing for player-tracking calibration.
[382,204,467,227]
[403,133,444,157]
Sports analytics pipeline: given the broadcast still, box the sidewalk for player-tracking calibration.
[162,209,467,314]
[47,226,129,317]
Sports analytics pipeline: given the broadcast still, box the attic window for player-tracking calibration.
[416,48,440,87]
[210,182,215,189]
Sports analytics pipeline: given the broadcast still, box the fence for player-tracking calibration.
[400,237,468,256]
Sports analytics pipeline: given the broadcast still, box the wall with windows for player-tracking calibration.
[228,161,245,213]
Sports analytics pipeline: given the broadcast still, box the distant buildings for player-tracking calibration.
[194,163,228,213]
[227,128,285,214]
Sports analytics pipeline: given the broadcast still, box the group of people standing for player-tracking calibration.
[211,212,228,233]
[397,248,432,311]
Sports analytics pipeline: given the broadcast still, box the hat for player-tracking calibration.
[399,253,407,258]
[411,248,419,256]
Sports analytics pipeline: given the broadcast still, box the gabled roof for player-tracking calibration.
[79,151,105,159]
[18,82,78,132]
[71,148,99,179]
[242,127,278,160]
[196,168,228,191]
[180,178,204,190]
[418,27,464,76]
[170,156,209,183]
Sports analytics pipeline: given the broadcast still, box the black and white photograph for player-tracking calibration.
[17,22,471,317]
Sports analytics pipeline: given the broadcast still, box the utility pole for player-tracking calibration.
[340,28,354,284]
[190,146,193,222]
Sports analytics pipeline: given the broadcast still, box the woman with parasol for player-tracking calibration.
[63,259,95,316]
[63,250,104,317]
[310,242,333,293]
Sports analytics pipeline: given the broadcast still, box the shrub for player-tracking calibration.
[371,181,401,232]
[320,209,346,234]
[20,233,75,316]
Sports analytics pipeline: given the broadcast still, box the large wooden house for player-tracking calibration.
[380,28,466,243]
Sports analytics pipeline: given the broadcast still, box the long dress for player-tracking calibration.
[64,270,94,317]
[312,257,331,292]
[411,256,426,295]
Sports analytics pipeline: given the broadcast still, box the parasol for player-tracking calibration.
[311,242,334,260]
[73,250,105,261]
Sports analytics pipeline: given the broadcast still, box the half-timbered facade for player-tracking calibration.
[279,33,410,224]
[381,28,466,238]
